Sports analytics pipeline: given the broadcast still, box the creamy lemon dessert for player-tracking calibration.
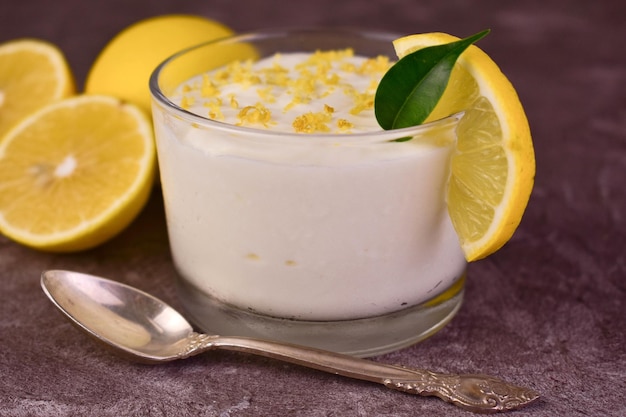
[153,47,466,322]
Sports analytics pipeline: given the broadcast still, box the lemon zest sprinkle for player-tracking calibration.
[201,75,220,97]
[337,118,354,131]
[180,95,195,110]
[256,87,276,103]
[177,47,388,134]
[292,110,332,134]
[229,94,239,109]
[237,103,273,127]
[349,91,375,115]
[358,55,391,75]
[230,59,262,88]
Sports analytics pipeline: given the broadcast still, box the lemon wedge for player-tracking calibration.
[394,33,535,261]
[85,14,234,113]
[0,38,75,140]
[0,95,156,252]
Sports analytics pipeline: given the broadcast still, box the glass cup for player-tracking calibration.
[150,29,466,357]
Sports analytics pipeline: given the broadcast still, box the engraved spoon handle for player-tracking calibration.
[182,333,539,413]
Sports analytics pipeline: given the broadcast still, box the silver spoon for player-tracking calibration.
[41,269,539,413]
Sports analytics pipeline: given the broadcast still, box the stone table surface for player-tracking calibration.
[1,0,624,416]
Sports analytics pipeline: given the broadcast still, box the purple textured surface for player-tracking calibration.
[1,0,625,416]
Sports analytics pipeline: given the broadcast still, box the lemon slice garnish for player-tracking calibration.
[394,33,535,261]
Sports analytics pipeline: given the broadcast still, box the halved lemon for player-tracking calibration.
[0,95,156,252]
[0,38,75,140]
[394,33,535,261]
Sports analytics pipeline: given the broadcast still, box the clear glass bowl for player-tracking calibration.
[150,28,466,357]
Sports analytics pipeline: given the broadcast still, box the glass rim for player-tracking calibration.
[149,27,463,144]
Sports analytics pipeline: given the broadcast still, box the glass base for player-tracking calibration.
[176,274,465,358]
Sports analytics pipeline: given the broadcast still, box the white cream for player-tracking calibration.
[153,51,466,321]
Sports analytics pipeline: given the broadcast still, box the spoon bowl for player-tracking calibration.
[41,270,540,413]
[41,270,194,362]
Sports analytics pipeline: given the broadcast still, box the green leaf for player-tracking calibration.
[374,29,490,130]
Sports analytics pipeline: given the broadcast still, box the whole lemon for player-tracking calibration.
[85,14,234,113]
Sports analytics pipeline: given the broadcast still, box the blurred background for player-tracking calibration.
[2,0,619,89]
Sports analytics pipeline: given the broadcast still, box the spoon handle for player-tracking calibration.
[181,333,539,413]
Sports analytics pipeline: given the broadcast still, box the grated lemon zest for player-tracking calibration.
[237,103,273,127]
[337,118,354,131]
[180,95,195,110]
[176,48,392,134]
[228,94,239,109]
[201,75,220,97]
[257,86,276,103]
[292,110,333,133]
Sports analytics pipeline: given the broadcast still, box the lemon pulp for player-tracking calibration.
[0,95,156,252]
[0,38,74,140]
